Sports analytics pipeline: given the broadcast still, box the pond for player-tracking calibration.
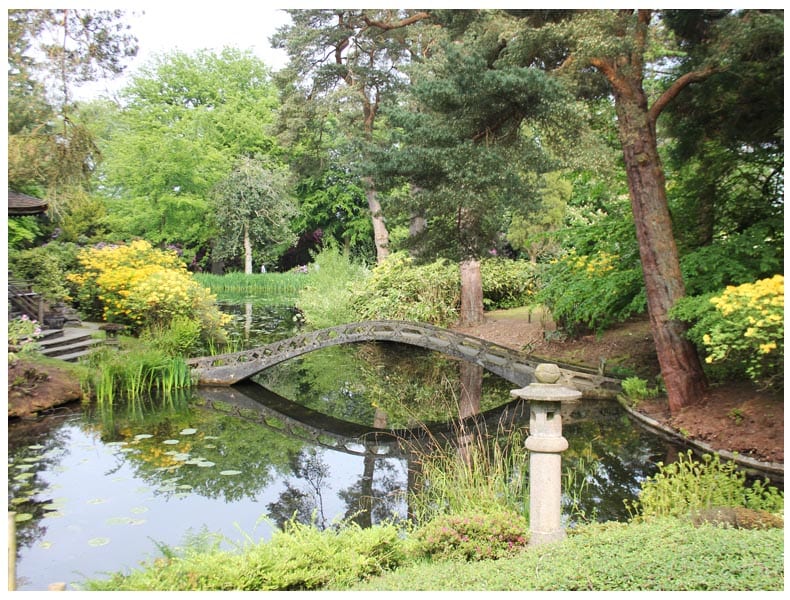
[8,301,685,591]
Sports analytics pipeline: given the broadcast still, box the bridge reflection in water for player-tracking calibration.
[194,350,674,529]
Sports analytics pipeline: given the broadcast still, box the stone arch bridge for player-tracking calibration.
[187,320,621,398]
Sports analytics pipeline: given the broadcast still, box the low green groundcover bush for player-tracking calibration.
[349,518,783,591]
[409,510,529,562]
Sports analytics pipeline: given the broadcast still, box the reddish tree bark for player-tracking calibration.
[588,10,712,414]
[459,258,485,327]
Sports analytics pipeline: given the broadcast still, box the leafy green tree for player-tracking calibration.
[272,9,435,264]
[7,9,137,217]
[507,172,571,263]
[491,9,783,414]
[98,48,282,267]
[210,156,298,274]
[379,14,575,325]
[292,166,375,260]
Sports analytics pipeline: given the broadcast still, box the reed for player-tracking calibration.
[407,421,529,524]
[194,272,309,299]
[83,345,195,406]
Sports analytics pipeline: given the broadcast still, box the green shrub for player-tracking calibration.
[8,241,81,303]
[480,258,538,309]
[351,253,539,327]
[87,520,407,591]
[141,316,203,357]
[410,510,528,562]
[536,249,645,335]
[619,376,660,405]
[351,252,459,326]
[295,246,368,328]
[7,315,43,361]
[627,451,784,520]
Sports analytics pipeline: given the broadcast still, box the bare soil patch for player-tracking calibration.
[453,309,783,466]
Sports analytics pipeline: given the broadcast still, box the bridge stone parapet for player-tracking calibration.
[187,320,621,398]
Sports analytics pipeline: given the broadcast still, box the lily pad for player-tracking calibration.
[130,506,149,514]
[14,473,34,481]
[88,537,111,547]
[42,511,65,519]
[180,428,197,435]
[38,541,53,550]
[219,470,242,476]
[196,461,215,468]
[14,513,33,523]
[134,434,153,441]
[28,444,45,450]
[163,439,180,445]
[87,498,107,505]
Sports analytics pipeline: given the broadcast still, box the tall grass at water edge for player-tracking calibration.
[194,272,310,301]
[82,345,194,406]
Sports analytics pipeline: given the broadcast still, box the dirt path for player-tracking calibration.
[453,308,783,466]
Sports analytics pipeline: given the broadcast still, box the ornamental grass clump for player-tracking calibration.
[68,240,230,346]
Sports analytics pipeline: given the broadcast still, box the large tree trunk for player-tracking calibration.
[614,90,707,415]
[459,258,485,327]
[363,176,390,264]
[243,222,253,274]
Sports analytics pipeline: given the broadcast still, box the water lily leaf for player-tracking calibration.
[88,537,111,547]
[106,517,133,525]
[15,464,35,471]
[14,513,33,522]
[204,436,219,440]
[180,428,197,435]
[177,484,193,490]
[43,511,65,519]
[130,506,149,514]
[87,498,107,505]
[14,473,34,481]
[10,498,28,505]
[22,457,41,463]
[203,444,217,449]
[196,461,215,468]
[163,439,179,445]
[28,444,45,450]
[134,434,153,441]
[220,470,242,476]
[38,541,53,550]
[106,441,128,447]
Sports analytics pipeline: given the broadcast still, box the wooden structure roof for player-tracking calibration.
[8,189,49,216]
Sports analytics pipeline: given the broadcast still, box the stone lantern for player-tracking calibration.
[511,363,582,546]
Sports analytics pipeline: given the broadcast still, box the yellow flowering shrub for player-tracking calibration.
[678,275,784,389]
[68,240,230,344]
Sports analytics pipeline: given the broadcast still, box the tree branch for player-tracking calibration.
[648,65,718,124]
[360,11,432,31]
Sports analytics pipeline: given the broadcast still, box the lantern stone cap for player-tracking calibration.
[510,363,582,403]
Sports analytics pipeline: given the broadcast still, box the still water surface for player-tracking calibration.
[8,302,681,591]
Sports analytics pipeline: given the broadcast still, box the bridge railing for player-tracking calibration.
[187,320,622,397]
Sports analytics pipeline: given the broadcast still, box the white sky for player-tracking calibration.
[74,4,293,100]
